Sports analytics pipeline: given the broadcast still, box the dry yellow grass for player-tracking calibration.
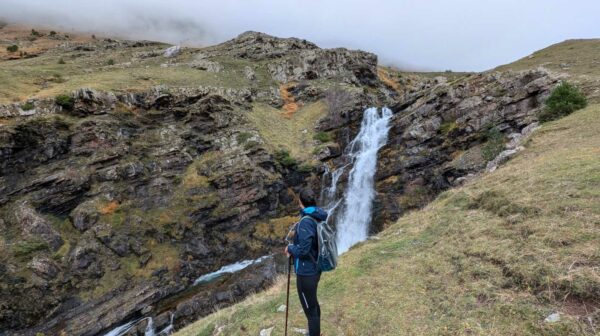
[247,101,328,161]
[176,104,600,335]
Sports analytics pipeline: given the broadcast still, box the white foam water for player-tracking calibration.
[193,255,271,285]
[104,314,175,336]
[333,107,393,254]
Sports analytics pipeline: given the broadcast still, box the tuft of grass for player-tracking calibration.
[440,120,459,136]
[21,102,34,111]
[481,127,505,161]
[539,82,587,122]
[55,94,74,110]
[297,163,314,173]
[273,150,297,168]
[236,132,253,145]
[176,104,600,336]
[58,57,65,65]
[313,131,332,143]
[13,240,49,258]
[6,45,18,53]
[107,59,115,66]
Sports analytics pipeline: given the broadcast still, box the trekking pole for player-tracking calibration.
[285,256,292,336]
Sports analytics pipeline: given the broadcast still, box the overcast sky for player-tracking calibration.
[1,0,599,71]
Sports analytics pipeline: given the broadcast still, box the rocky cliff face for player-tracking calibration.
[0,29,560,335]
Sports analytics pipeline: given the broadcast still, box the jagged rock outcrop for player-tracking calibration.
[318,69,559,230]
[0,86,303,334]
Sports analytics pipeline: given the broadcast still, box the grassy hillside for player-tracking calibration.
[0,24,280,104]
[176,103,600,335]
[494,39,600,103]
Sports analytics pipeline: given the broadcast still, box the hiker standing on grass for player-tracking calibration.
[285,188,328,336]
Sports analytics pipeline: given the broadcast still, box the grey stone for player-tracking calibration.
[163,45,182,58]
[260,327,274,336]
[544,312,560,323]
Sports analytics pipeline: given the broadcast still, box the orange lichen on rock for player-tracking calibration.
[98,201,119,215]
[377,67,402,94]
[279,83,300,117]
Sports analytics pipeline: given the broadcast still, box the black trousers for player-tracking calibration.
[296,273,321,336]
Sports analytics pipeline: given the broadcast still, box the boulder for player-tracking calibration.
[72,88,117,116]
[12,202,63,250]
[163,45,182,58]
[28,256,60,279]
[190,59,223,72]
[315,143,341,161]
[70,200,100,232]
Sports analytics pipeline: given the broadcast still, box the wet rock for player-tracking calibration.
[315,143,341,161]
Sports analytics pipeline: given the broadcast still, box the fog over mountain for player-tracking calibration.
[1,0,599,71]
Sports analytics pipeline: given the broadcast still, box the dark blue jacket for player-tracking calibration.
[287,206,328,276]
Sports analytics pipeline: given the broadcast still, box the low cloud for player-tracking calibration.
[1,0,599,71]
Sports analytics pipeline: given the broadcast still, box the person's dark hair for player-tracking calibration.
[299,187,317,207]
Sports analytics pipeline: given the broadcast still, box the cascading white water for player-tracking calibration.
[145,317,155,336]
[332,107,393,254]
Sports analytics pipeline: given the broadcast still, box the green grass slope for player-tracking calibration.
[176,104,600,336]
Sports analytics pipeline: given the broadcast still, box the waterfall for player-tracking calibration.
[144,317,154,336]
[326,107,393,254]
[103,313,175,336]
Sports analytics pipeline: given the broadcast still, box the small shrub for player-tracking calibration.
[236,132,253,144]
[49,31,56,36]
[539,82,587,122]
[58,57,65,64]
[274,150,297,168]
[91,34,96,40]
[107,59,115,66]
[445,69,453,73]
[50,73,66,83]
[21,102,34,111]
[31,29,41,37]
[313,131,332,143]
[482,127,505,161]
[55,94,74,110]
[440,121,458,135]
[6,45,18,53]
